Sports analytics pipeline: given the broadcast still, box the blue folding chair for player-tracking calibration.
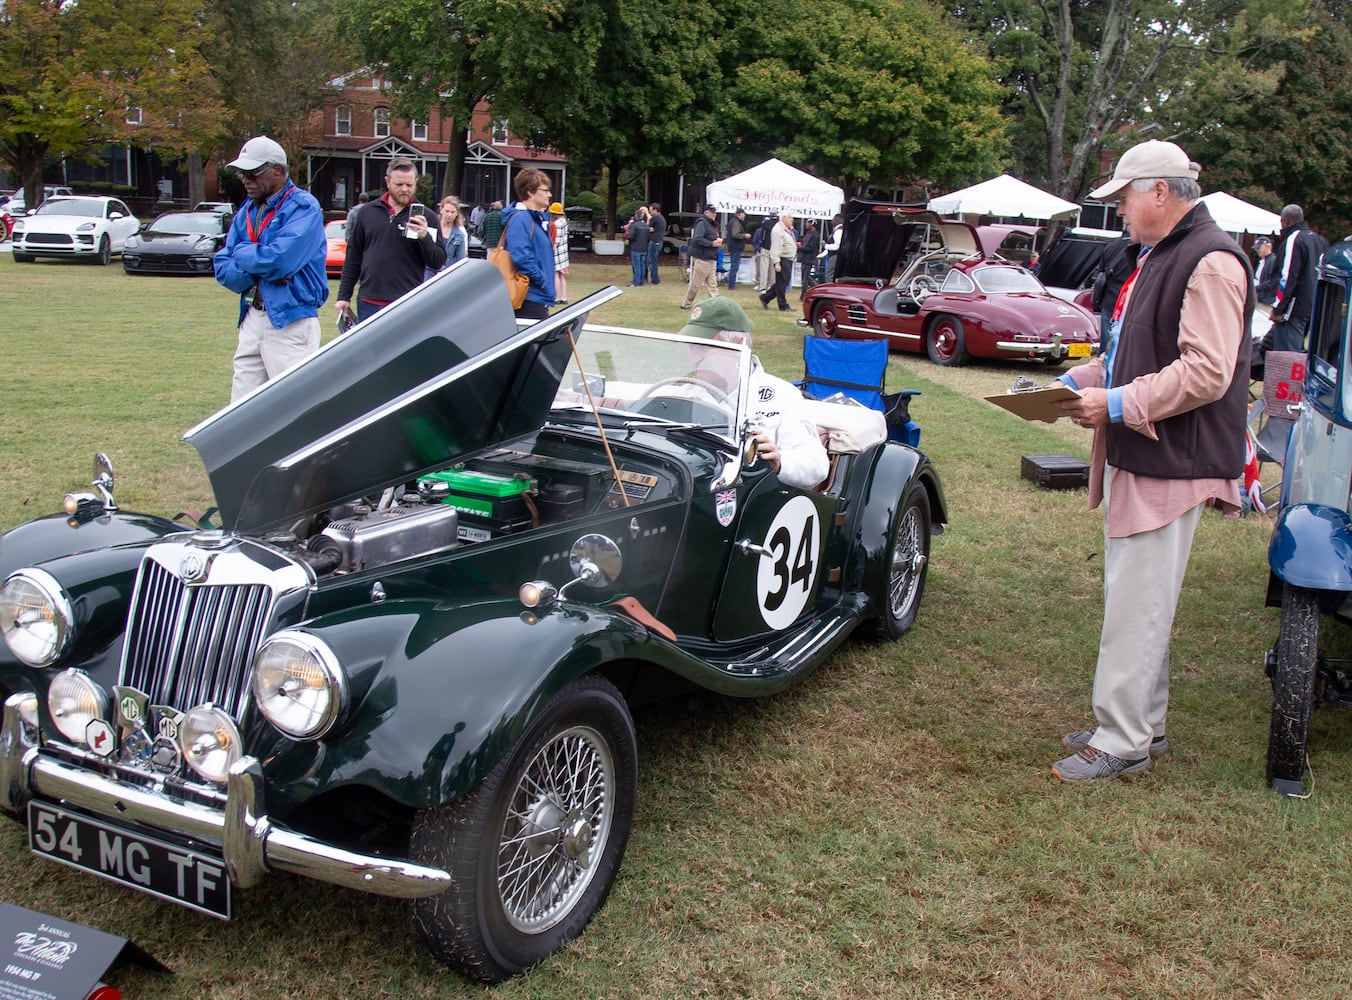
[799,336,922,446]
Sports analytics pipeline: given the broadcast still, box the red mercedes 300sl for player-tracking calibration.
[801,202,1099,367]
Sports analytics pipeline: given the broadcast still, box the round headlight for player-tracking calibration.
[1,569,75,667]
[48,669,108,744]
[251,631,346,739]
[179,705,242,783]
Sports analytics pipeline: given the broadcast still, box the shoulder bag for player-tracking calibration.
[488,220,530,309]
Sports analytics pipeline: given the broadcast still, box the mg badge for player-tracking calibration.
[152,706,184,742]
[114,686,149,729]
[180,551,207,583]
[85,719,117,758]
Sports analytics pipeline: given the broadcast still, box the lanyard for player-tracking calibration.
[247,184,294,242]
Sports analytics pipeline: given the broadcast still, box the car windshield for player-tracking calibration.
[971,265,1045,294]
[551,326,749,441]
[35,197,105,218]
[147,212,226,235]
[325,220,346,239]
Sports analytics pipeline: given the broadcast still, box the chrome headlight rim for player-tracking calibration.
[251,630,347,739]
[1,568,75,667]
[47,668,109,745]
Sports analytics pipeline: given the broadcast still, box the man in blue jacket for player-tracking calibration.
[502,168,556,320]
[214,136,329,401]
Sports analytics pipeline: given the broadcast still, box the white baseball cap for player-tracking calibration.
[1089,139,1199,201]
[228,136,288,171]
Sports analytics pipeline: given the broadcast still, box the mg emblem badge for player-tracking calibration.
[180,552,206,583]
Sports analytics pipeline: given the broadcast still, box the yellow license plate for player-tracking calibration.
[1067,343,1092,358]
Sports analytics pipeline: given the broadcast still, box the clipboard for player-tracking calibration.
[983,384,1081,422]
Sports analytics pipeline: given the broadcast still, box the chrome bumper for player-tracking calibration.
[0,693,451,900]
[995,334,1091,359]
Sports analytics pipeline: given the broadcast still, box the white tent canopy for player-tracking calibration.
[928,173,1080,222]
[705,157,844,220]
[1198,192,1281,236]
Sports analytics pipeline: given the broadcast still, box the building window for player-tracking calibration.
[412,120,427,141]
[126,107,143,126]
[491,121,509,145]
[335,106,351,135]
[375,108,391,138]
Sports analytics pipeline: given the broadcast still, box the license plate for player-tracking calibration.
[1067,342,1092,358]
[28,801,231,919]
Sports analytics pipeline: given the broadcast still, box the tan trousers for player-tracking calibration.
[1088,467,1205,758]
[231,307,321,401]
[681,258,720,308]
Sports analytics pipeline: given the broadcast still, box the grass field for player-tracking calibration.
[2,253,1351,999]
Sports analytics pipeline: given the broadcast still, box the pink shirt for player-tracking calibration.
[1067,247,1248,537]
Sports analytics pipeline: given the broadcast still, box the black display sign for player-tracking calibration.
[0,902,166,1000]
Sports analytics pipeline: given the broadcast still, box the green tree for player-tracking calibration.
[0,0,224,206]
[726,0,1008,197]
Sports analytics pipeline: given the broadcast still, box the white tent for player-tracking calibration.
[705,158,844,220]
[1199,192,1281,236]
[928,173,1080,222]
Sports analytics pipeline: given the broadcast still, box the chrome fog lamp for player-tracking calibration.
[48,669,108,744]
[1,569,74,667]
[179,705,243,782]
[251,631,346,739]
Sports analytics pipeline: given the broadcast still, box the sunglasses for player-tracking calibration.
[240,165,273,181]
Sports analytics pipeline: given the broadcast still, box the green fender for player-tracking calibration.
[272,597,665,812]
[843,443,946,620]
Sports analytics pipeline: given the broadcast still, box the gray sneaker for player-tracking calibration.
[1063,729,1169,755]
[1052,746,1151,782]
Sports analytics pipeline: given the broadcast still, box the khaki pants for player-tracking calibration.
[681,257,720,308]
[231,307,321,401]
[1087,467,1204,758]
[754,249,773,291]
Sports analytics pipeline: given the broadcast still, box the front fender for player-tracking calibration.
[1268,503,1352,593]
[1,510,186,578]
[283,598,659,811]
[846,443,946,614]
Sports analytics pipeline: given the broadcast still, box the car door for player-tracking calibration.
[108,200,139,250]
[710,465,837,642]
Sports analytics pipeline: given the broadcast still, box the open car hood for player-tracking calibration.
[833,200,981,284]
[185,260,620,533]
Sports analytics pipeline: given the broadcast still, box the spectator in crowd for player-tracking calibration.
[680,204,723,309]
[724,208,749,290]
[1090,234,1141,356]
[753,215,775,293]
[480,200,505,248]
[677,297,828,490]
[344,191,370,243]
[1050,139,1252,782]
[550,201,570,304]
[797,219,820,299]
[759,212,798,312]
[501,168,556,320]
[469,202,485,233]
[432,196,468,278]
[1252,235,1274,304]
[214,136,328,401]
[647,203,666,284]
[821,214,843,282]
[627,206,651,287]
[1256,204,1327,365]
[336,156,445,323]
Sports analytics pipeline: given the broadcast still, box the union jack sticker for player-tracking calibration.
[715,488,737,526]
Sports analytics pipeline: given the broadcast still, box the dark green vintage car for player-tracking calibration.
[0,260,946,981]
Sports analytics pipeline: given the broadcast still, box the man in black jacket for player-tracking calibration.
[680,205,723,309]
[336,157,445,323]
[723,209,748,289]
[1256,204,1326,363]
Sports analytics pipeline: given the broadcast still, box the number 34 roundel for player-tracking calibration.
[756,496,822,630]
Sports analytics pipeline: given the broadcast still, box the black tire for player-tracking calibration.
[812,301,839,339]
[925,314,969,366]
[95,235,111,265]
[872,482,931,640]
[12,251,33,263]
[0,218,8,242]
[1266,583,1320,787]
[410,675,637,983]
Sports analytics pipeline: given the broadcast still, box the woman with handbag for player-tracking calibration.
[499,168,557,320]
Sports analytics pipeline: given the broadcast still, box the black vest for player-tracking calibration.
[1106,203,1254,480]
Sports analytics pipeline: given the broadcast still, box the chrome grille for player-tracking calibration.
[120,537,311,720]
[846,304,868,325]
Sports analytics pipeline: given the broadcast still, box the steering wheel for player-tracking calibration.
[635,376,735,412]
[908,275,939,302]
